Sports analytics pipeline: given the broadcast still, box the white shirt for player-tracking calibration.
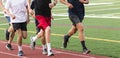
[5,0,28,23]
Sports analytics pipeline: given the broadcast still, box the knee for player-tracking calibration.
[79,27,84,32]
[77,25,84,31]
[22,34,27,39]
[18,35,23,39]
[23,37,27,39]
[80,27,84,30]
[69,30,76,35]
[45,26,50,31]
[22,36,27,39]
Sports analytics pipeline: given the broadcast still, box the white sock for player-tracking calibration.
[46,43,52,53]
[18,46,22,51]
[33,36,37,42]
[42,44,47,50]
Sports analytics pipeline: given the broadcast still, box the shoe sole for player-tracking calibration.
[18,54,23,56]
[82,50,91,54]
[18,54,24,56]
[42,52,47,55]
[47,54,54,56]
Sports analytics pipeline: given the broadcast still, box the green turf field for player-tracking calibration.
[0,0,120,58]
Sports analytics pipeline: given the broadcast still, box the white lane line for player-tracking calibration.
[86,8,120,12]
[0,41,95,58]
[0,51,27,58]
[85,3,113,6]
[53,14,120,19]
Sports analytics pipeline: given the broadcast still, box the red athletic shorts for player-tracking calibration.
[35,15,51,30]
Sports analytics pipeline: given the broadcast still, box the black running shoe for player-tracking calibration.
[82,49,91,54]
[18,51,24,56]
[63,35,70,48]
[5,29,10,41]
[6,44,13,50]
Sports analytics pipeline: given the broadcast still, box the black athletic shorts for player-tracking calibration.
[12,22,27,31]
[69,14,84,25]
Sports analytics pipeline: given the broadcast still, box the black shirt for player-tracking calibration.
[68,0,85,16]
[31,0,51,17]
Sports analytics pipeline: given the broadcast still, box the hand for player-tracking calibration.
[3,8,16,19]
[49,3,55,8]
[29,9,35,18]
[32,14,35,18]
[67,3,73,8]
[11,15,15,19]
[3,8,8,14]
[84,0,89,4]
[29,9,34,15]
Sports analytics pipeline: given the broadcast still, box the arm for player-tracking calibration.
[79,0,89,4]
[27,0,31,9]
[26,5,30,23]
[5,0,15,19]
[27,0,35,18]
[0,0,4,10]
[49,0,58,20]
[25,0,30,23]
[29,0,35,18]
[27,0,34,15]
[0,0,8,13]
[60,0,73,8]
[49,0,58,8]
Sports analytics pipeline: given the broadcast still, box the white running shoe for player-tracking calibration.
[30,36,36,50]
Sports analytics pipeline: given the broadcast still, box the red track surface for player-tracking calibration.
[0,40,108,58]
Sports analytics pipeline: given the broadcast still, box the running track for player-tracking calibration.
[0,41,108,58]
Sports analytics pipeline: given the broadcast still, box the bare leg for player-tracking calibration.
[16,29,25,56]
[6,25,15,50]
[63,25,77,48]
[45,26,54,56]
[67,25,77,36]
[7,25,15,44]
[76,23,84,41]
[22,31,27,39]
[16,29,23,51]
[76,23,90,54]
[30,29,44,50]
[45,26,51,43]
[7,32,15,44]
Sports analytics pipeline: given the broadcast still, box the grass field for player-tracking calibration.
[0,0,120,58]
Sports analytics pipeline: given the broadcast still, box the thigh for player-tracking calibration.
[22,31,27,39]
[8,25,14,32]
